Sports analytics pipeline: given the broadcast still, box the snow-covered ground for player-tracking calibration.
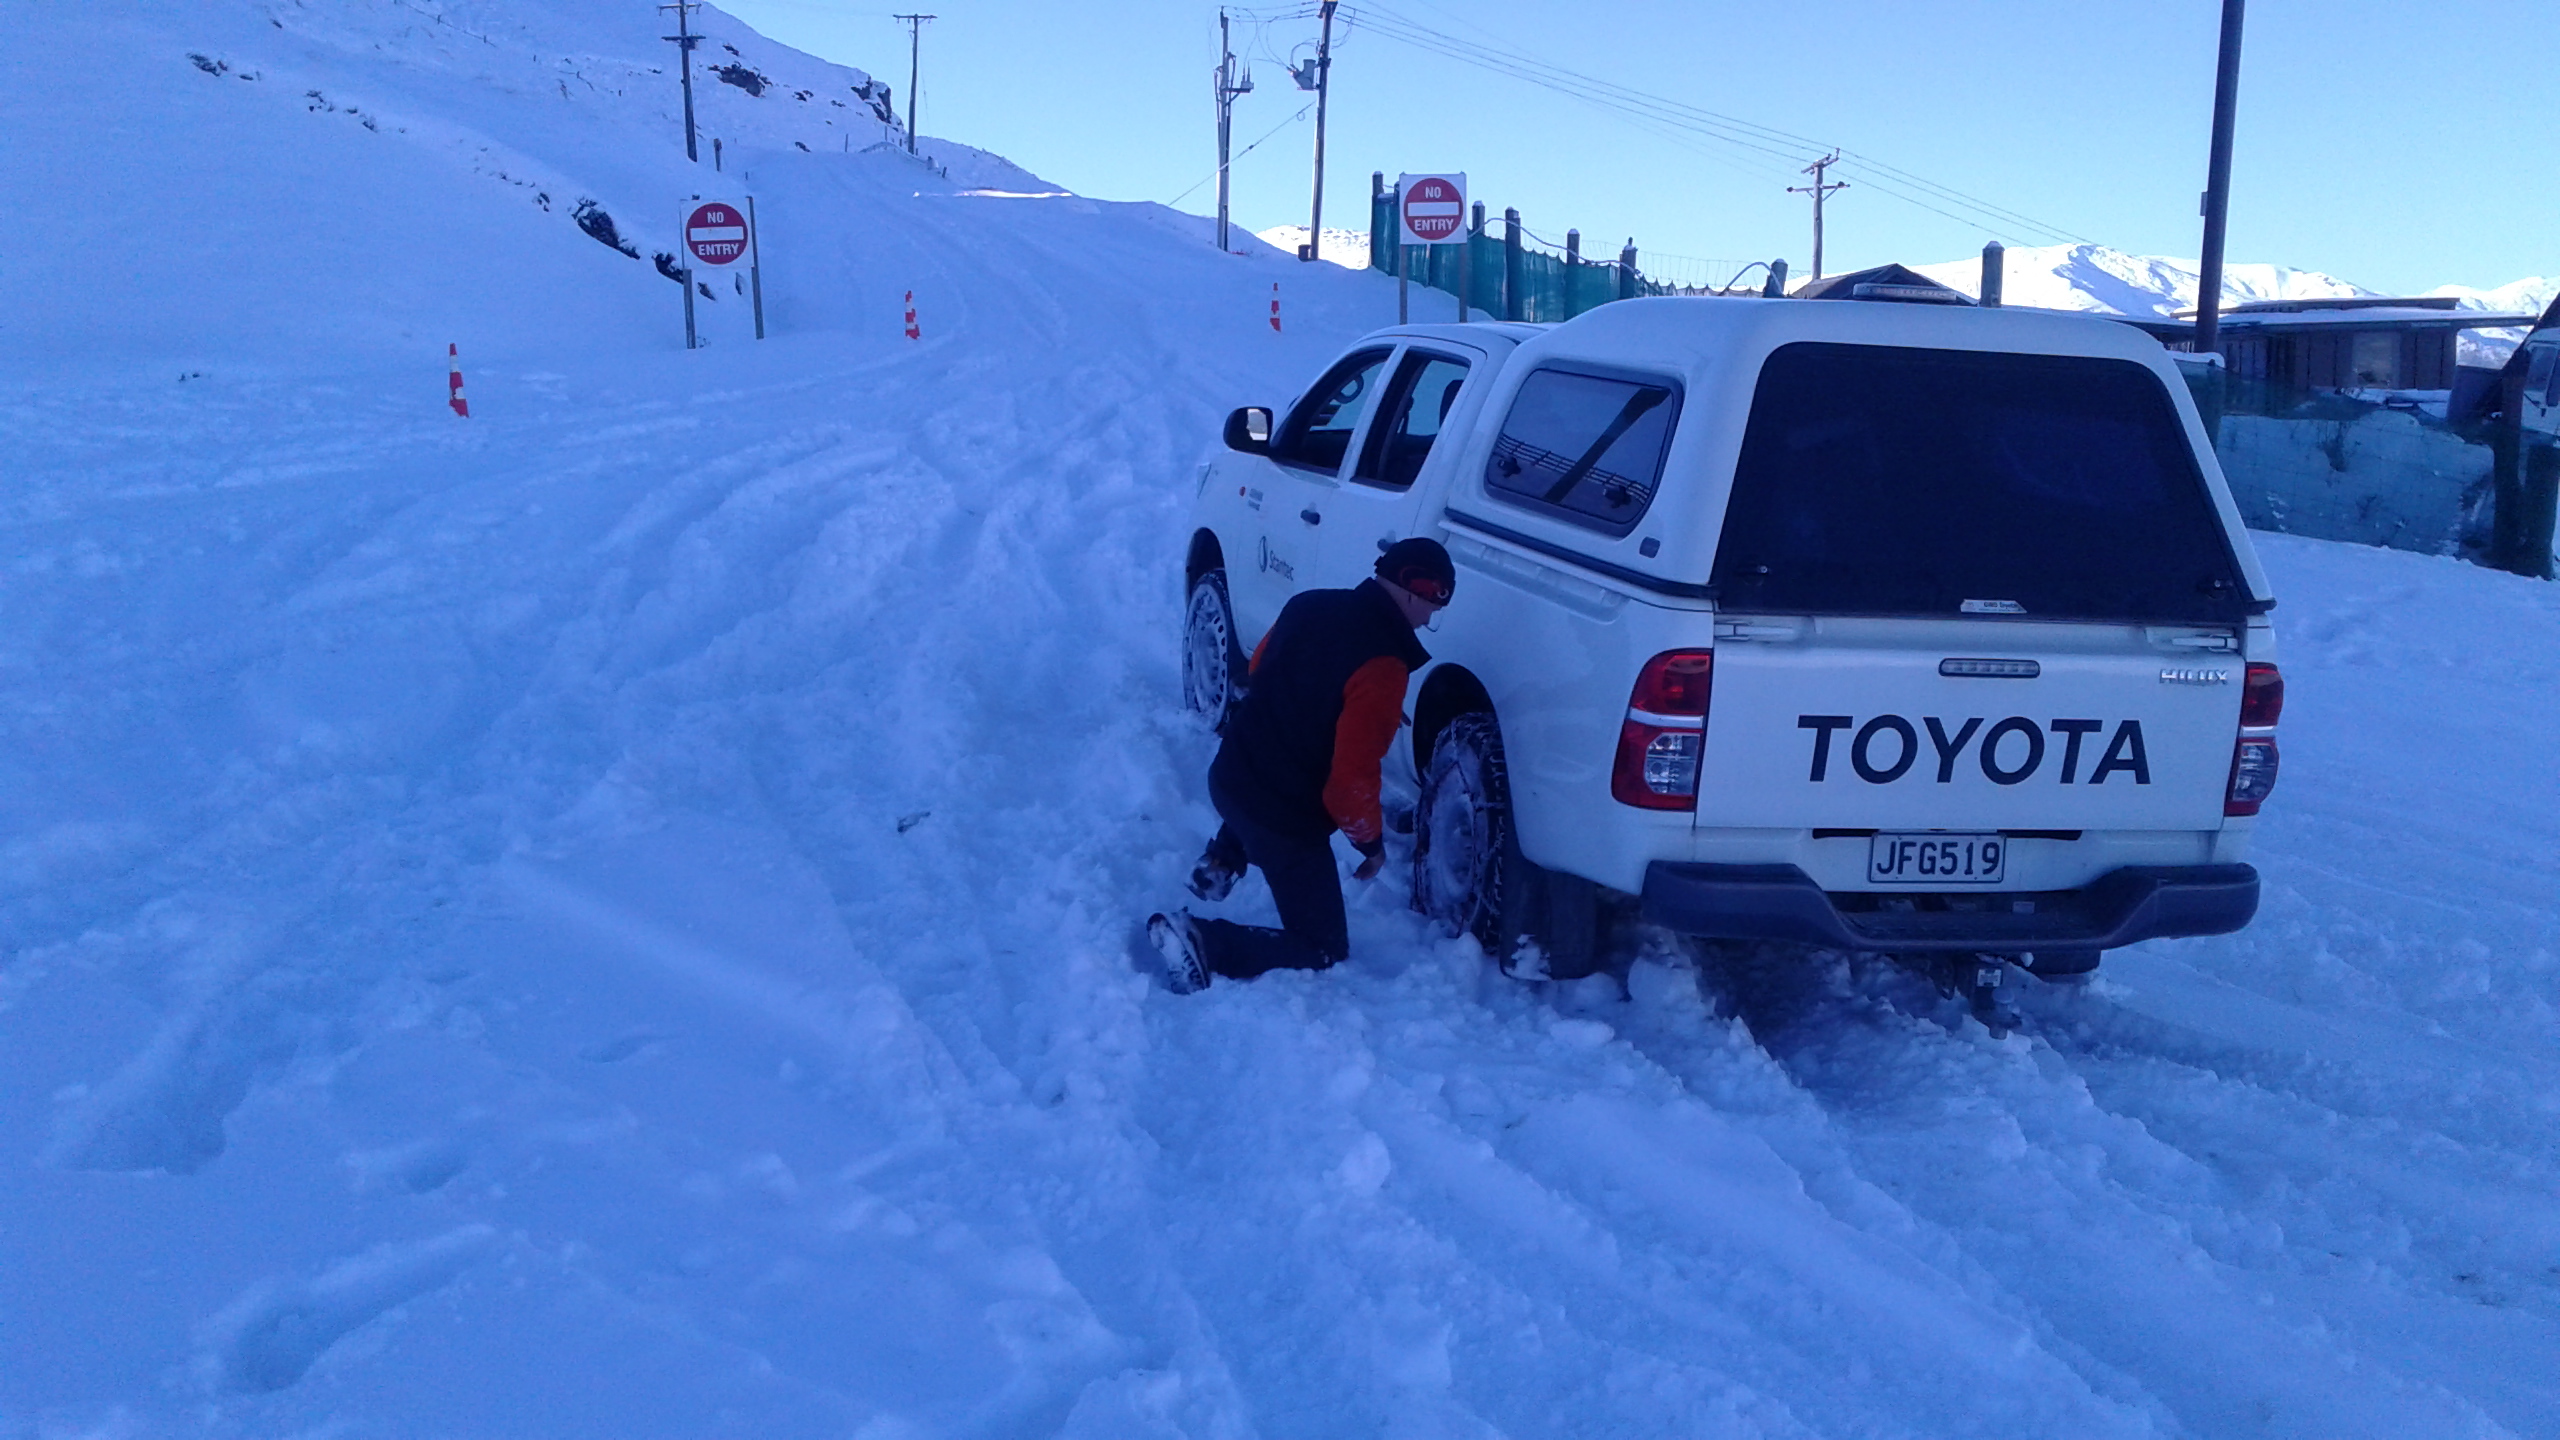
[6,5,2559,1438]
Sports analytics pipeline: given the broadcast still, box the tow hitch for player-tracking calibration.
[1894,952,2023,1037]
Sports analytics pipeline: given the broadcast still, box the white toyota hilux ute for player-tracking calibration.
[1181,296,2280,989]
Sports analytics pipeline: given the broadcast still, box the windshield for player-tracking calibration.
[1710,342,2252,623]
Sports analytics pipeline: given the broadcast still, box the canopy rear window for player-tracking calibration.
[1711,343,2252,623]
[1484,367,1680,535]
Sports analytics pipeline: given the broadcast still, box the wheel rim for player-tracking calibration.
[1182,581,1232,718]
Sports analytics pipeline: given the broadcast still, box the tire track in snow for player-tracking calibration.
[1641,941,2532,1437]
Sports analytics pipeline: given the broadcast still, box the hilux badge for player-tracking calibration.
[2159,667,2232,685]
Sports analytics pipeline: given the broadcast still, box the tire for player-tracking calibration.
[1411,712,1604,980]
[1413,712,1512,953]
[1182,570,1245,729]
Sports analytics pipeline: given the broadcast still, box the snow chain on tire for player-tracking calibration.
[1413,711,1603,980]
[1413,712,1512,956]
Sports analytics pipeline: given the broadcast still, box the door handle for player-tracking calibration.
[1300,509,1323,525]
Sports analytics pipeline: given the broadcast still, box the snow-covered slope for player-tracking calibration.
[2429,275,2559,320]
[1257,223,1375,268]
[2,0,1059,374]
[5,5,2559,1438]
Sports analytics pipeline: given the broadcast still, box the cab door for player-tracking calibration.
[1313,345,1481,588]
[1228,345,1394,644]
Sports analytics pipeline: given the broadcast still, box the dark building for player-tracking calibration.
[2134,296,2539,391]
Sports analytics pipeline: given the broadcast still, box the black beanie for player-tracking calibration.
[1375,536,1456,598]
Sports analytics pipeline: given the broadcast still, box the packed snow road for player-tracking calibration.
[5,178,2558,1440]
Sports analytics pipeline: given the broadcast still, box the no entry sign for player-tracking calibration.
[1397,173,1467,246]
[684,201,751,267]
[678,195,766,350]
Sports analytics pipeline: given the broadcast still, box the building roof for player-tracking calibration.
[1789,263,1973,304]
[2224,295,2464,314]
[2110,307,2540,344]
[2166,295,2539,331]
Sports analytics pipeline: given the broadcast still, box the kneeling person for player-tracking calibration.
[1149,538,1456,993]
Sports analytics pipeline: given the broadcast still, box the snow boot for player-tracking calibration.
[1147,910,1212,995]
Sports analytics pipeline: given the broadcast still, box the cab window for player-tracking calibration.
[1271,348,1391,475]
[1484,366,1680,535]
[1353,351,1471,491]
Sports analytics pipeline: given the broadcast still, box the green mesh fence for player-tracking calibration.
[1367,192,1753,321]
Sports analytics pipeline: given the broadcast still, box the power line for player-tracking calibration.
[1343,3,2091,246]
[1168,101,1315,206]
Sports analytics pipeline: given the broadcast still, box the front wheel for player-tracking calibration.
[1182,570,1245,729]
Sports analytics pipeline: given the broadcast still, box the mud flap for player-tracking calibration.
[1499,833,1604,982]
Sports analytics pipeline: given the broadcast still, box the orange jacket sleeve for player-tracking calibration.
[1324,656,1410,844]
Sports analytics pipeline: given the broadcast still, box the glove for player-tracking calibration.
[1350,834,1387,882]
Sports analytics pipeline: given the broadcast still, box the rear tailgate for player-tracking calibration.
[1690,339,2261,837]
[1698,619,2241,831]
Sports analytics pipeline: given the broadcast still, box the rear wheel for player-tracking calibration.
[1182,570,1244,729]
[1413,712,1601,979]
[1414,713,1509,951]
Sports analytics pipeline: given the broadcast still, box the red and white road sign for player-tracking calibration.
[684,201,751,267]
[1397,173,1467,246]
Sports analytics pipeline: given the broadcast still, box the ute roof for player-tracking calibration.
[1523,294,2160,373]
[1429,295,2278,614]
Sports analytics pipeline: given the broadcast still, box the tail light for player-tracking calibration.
[2225,661,2282,816]
[1612,650,1713,810]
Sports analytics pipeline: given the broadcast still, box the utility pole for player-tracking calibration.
[1301,0,1338,262]
[2192,0,2246,359]
[1214,9,1252,253]
[894,13,935,155]
[659,1,701,162]
[1788,150,1848,280]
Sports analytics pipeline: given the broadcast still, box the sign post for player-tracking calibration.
[680,197,758,348]
[1396,173,1467,323]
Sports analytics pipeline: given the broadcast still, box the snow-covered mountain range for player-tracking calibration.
[1917,244,2552,363]
[1921,242,2551,323]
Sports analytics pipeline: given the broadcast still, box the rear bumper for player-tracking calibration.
[1639,862,2259,953]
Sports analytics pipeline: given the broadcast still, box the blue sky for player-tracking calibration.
[715,0,2554,294]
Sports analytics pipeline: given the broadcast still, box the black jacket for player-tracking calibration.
[1212,579,1430,841]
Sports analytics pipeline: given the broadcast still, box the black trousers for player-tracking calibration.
[1196,769,1348,979]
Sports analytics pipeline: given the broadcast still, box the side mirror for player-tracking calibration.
[1225,406,1273,454]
